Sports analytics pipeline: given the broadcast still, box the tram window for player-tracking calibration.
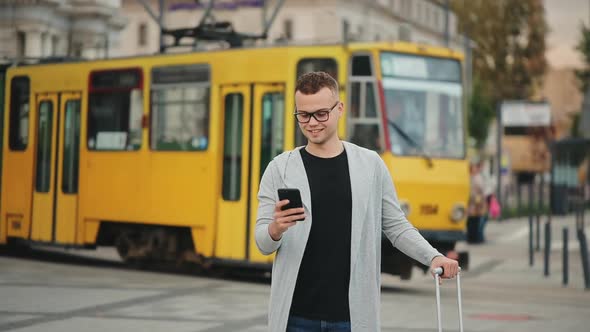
[349,82,361,118]
[151,64,210,151]
[349,123,380,152]
[222,93,244,201]
[9,76,30,151]
[366,82,377,118]
[62,100,81,194]
[352,55,372,76]
[295,58,338,147]
[88,69,143,151]
[296,58,338,80]
[35,101,53,193]
[348,82,378,119]
[260,92,285,180]
[348,80,382,151]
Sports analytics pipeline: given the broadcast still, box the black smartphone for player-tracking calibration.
[277,188,305,221]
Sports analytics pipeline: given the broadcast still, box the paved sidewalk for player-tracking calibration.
[0,213,588,332]
[379,213,590,332]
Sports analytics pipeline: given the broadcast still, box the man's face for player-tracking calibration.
[294,87,342,146]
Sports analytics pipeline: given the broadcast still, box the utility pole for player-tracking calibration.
[444,0,450,47]
[262,0,267,40]
[136,0,165,52]
[159,0,164,53]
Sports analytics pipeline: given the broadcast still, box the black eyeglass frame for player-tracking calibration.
[293,101,340,123]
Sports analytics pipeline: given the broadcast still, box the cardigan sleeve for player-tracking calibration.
[255,159,283,255]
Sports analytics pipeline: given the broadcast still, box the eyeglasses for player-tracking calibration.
[294,101,340,123]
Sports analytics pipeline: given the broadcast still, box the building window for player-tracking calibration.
[402,0,411,16]
[73,43,83,57]
[396,0,401,11]
[348,54,381,152]
[138,23,148,47]
[17,31,25,58]
[357,25,364,41]
[416,1,422,21]
[222,93,244,201]
[399,24,412,41]
[434,8,440,29]
[449,15,456,36]
[41,32,48,57]
[9,76,30,150]
[284,19,293,40]
[151,64,210,151]
[87,69,143,151]
[52,36,59,56]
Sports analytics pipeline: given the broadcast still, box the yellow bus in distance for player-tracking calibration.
[0,42,469,278]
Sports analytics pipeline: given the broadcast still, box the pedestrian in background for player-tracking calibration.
[467,157,492,243]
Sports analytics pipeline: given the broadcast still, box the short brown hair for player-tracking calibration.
[295,71,338,96]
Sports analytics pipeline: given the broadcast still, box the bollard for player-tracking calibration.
[578,228,590,289]
[563,227,568,286]
[529,216,534,267]
[536,215,541,252]
[544,221,551,277]
[578,199,590,290]
[574,200,584,230]
[529,182,535,266]
[536,176,543,252]
[517,183,522,212]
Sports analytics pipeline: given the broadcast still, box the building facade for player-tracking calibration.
[116,0,462,56]
[0,0,127,61]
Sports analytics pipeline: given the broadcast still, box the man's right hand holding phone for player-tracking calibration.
[268,200,306,241]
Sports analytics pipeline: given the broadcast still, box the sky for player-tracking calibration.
[544,0,589,68]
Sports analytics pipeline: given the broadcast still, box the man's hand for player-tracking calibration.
[430,255,459,282]
[268,200,306,241]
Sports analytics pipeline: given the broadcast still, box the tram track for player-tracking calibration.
[0,244,271,285]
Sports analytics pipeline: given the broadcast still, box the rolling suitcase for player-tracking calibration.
[433,267,464,332]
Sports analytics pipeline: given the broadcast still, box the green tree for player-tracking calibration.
[576,24,590,96]
[575,23,590,138]
[452,0,548,148]
[452,0,547,104]
[468,79,495,148]
[570,112,581,137]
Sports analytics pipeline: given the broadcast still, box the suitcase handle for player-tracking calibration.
[433,267,463,332]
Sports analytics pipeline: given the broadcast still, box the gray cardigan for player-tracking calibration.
[255,141,442,331]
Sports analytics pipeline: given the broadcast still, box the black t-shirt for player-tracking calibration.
[289,147,353,322]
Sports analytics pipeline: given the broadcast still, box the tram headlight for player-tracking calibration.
[400,200,411,216]
[450,204,466,223]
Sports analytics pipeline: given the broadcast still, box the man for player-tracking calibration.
[255,72,458,332]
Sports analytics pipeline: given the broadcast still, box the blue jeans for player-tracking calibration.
[467,215,486,243]
[286,315,351,332]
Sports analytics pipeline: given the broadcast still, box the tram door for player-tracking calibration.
[30,92,81,243]
[216,83,285,262]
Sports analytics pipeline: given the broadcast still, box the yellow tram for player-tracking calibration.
[1,42,469,278]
